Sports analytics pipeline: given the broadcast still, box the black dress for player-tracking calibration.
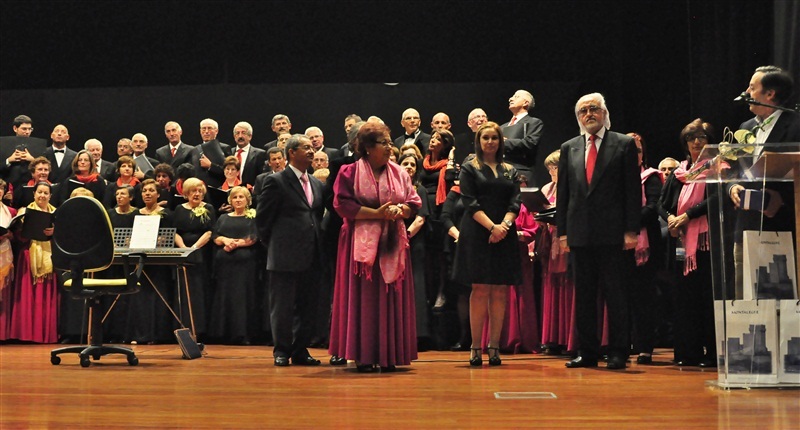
[404,185,430,339]
[209,214,258,342]
[173,203,217,337]
[123,208,175,343]
[101,208,136,341]
[453,162,522,286]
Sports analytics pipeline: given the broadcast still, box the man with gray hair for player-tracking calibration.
[454,108,488,166]
[264,114,292,150]
[431,112,451,132]
[192,118,231,188]
[556,93,639,370]
[232,121,266,187]
[156,121,193,170]
[501,89,544,184]
[131,133,160,179]
[393,108,430,154]
[306,126,338,159]
[85,138,116,180]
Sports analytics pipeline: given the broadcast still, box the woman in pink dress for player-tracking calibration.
[538,150,578,355]
[328,122,422,372]
[8,182,58,343]
[0,179,18,340]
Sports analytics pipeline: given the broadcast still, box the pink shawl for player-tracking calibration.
[674,160,709,275]
[636,167,661,266]
[352,158,416,286]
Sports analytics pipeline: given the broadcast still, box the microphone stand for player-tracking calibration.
[736,94,800,113]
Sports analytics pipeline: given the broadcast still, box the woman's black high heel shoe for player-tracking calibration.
[470,348,483,367]
[487,347,502,366]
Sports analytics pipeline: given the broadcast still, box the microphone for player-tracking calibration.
[733,92,751,103]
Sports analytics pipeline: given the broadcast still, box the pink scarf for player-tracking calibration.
[674,160,709,275]
[636,167,661,266]
[352,158,416,286]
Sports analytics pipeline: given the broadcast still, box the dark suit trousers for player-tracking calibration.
[268,266,321,359]
[571,245,630,359]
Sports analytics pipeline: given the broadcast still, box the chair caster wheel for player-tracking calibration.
[128,356,139,366]
[80,356,91,368]
[51,355,61,365]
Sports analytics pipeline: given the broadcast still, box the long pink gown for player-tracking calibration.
[328,161,422,367]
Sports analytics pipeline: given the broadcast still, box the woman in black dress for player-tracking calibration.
[173,177,216,340]
[125,179,174,343]
[102,185,137,341]
[397,153,431,349]
[210,186,258,344]
[453,122,522,367]
[103,156,141,209]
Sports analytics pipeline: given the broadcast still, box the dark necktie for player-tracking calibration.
[586,134,598,184]
[54,149,65,154]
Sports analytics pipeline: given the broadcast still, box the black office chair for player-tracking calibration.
[50,196,145,367]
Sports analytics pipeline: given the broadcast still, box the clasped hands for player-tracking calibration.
[223,237,255,252]
[488,222,509,244]
[377,202,405,221]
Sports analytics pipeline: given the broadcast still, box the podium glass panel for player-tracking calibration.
[688,142,800,388]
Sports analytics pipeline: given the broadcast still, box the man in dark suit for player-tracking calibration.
[256,134,325,366]
[44,124,77,184]
[727,66,800,298]
[130,133,160,180]
[501,90,544,185]
[232,121,266,187]
[339,114,362,158]
[156,121,193,170]
[393,108,431,154]
[191,118,231,188]
[0,115,48,192]
[85,139,117,181]
[263,114,292,150]
[306,126,339,161]
[556,93,640,370]
[454,108,487,166]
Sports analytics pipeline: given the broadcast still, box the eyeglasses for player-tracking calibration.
[578,105,602,116]
[375,140,392,147]
[685,134,708,142]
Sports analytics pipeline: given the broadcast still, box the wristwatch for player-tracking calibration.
[502,219,513,228]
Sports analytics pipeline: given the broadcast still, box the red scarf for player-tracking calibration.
[422,155,449,205]
[674,160,709,275]
[26,179,52,186]
[175,179,184,195]
[116,176,140,187]
[221,178,241,191]
[75,173,99,183]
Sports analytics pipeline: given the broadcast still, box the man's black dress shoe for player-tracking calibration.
[606,356,627,370]
[274,356,290,366]
[292,356,321,366]
[565,356,598,368]
[329,355,347,366]
[636,355,653,365]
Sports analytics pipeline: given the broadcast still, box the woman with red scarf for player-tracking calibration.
[103,156,140,208]
[60,150,106,205]
[419,129,456,312]
[329,122,422,372]
[658,119,717,368]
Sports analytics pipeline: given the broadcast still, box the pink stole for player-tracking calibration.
[635,167,661,266]
[674,160,709,275]
[352,159,410,286]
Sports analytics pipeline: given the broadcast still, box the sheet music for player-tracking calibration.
[129,215,161,249]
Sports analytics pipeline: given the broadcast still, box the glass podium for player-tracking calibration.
[688,142,800,389]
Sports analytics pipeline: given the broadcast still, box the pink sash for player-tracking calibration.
[674,161,709,275]
[636,168,661,266]
[352,159,411,286]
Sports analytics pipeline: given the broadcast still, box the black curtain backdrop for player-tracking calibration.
[0,0,791,177]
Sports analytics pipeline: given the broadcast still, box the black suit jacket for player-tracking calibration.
[320,146,338,161]
[256,167,324,271]
[0,136,48,189]
[393,131,431,155]
[98,159,117,181]
[728,111,800,239]
[44,146,77,184]
[501,115,544,182]
[191,139,232,188]
[155,142,193,170]
[556,130,640,247]
[239,146,267,187]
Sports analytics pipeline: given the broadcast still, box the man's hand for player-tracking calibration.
[729,184,744,208]
[558,235,569,252]
[199,154,212,169]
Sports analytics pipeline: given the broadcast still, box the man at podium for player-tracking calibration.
[727,65,800,298]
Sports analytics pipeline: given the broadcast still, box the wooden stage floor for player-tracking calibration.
[1,345,797,429]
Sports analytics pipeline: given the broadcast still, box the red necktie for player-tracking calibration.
[236,149,244,180]
[171,146,176,157]
[586,135,597,184]
[509,116,517,126]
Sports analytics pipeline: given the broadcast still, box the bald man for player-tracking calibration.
[393,108,431,154]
